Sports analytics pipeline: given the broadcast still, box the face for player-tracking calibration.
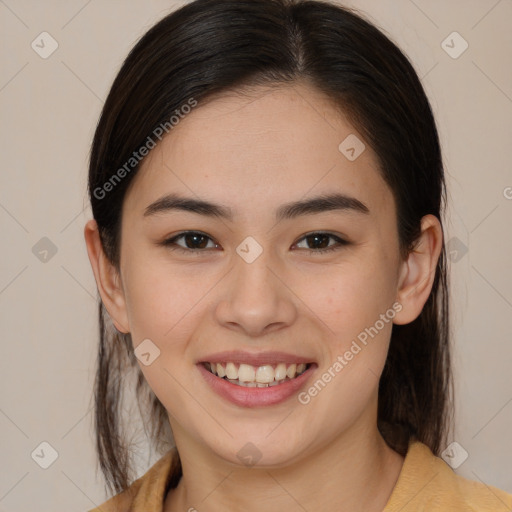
[112,83,407,466]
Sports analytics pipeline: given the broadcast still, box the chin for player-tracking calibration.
[204,428,308,469]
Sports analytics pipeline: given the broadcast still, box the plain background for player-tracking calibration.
[0,0,511,510]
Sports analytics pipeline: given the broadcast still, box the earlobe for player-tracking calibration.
[393,214,443,326]
[84,219,130,333]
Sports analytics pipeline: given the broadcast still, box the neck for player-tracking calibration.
[164,403,404,512]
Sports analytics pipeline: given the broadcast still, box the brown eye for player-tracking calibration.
[162,231,218,253]
[294,232,349,254]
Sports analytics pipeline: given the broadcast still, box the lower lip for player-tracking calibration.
[197,363,316,407]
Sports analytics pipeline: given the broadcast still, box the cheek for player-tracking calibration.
[305,257,397,338]
[298,257,399,411]
[121,259,210,419]
[294,262,397,434]
[122,256,206,341]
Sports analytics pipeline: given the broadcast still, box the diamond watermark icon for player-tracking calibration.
[236,236,263,264]
[441,441,468,469]
[32,237,58,263]
[446,236,468,263]
[339,134,365,161]
[441,31,468,59]
[31,32,59,59]
[236,442,262,467]
[134,338,161,366]
[31,441,59,469]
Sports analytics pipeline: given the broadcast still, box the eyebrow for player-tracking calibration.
[143,191,370,222]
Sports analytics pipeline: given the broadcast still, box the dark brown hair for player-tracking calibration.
[87,0,453,496]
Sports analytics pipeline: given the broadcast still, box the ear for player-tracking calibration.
[84,219,130,333]
[393,214,443,325]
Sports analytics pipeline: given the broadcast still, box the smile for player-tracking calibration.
[203,361,310,387]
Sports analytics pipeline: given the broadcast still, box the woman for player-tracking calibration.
[83,0,512,510]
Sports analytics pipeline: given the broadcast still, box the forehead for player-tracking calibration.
[123,83,393,222]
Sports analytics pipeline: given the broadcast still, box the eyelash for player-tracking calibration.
[160,231,350,256]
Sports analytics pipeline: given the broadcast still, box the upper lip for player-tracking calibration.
[198,350,315,367]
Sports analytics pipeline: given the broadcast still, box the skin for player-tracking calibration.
[84,81,443,512]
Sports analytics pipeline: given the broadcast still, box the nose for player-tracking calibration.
[214,249,297,337]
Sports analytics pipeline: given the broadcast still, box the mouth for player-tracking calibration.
[202,361,313,388]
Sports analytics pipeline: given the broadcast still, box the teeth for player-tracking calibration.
[227,379,257,387]
[206,361,309,385]
[225,362,237,379]
[275,363,287,381]
[216,363,226,378]
[238,363,256,382]
[255,365,274,383]
[286,364,297,379]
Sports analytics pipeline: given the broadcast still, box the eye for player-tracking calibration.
[293,232,349,254]
[161,231,219,254]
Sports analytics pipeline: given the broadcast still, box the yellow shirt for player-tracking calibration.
[89,439,512,511]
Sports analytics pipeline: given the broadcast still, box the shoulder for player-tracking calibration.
[384,439,512,512]
[88,449,178,512]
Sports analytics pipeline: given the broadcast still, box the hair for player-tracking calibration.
[87,0,453,497]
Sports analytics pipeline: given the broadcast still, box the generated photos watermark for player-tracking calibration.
[298,301,403,405]
[93,97,198,200]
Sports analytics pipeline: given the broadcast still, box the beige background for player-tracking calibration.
[1,0,511,510]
